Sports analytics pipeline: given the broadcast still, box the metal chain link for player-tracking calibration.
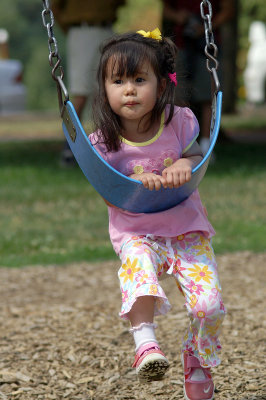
[41,0,68,114]
[200,0,220,91]
[200,0,218,70]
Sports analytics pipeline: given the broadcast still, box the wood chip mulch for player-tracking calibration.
[0,252,265,400]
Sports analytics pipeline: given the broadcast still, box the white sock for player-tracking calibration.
[191,368,206,381]
[129,322,158,352]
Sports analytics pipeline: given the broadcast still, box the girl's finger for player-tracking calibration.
[178,172,186,186]
[186,170,192,182]
[154,178,162,191]
[147,177,155,191]
[141,177,149,189]
[172,172,180,188]
[161,176,168,189]
[166,172,174,188]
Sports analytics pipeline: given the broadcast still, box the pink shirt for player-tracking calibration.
[90,105,215,254]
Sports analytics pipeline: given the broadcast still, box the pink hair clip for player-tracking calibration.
[168,72,177,86]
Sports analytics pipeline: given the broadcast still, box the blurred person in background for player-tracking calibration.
[51,0,125,166]
[244,21,266,106]
[0,28,9,59]
[162,0,235,156]
[0,29,26,114]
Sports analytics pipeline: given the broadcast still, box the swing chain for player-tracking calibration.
[41,0,69,115]
[200,0,220,92]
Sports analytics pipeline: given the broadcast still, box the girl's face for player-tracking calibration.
[104,57,165,129]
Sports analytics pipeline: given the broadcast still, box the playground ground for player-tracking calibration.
[0,252,265,400]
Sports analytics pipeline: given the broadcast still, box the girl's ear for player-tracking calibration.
[158,78,167,97]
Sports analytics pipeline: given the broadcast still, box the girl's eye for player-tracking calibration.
[114,79,122,84]
[136,77,145,83]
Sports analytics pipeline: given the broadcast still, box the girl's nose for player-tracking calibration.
[124,81,136,95]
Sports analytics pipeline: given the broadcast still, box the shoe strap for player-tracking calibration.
[187,354,201,369]
[184,353,212,380]
[136,342,159,357]
[184,352,200,374]
[132,342,161,368]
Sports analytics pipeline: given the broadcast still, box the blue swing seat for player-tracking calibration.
[62,91,222,213]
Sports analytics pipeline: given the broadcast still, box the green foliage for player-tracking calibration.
[238,0,266,50]
[115,0,162,33]
[240,0,266,22]
[0,0,66,110]
[24,43,60,110]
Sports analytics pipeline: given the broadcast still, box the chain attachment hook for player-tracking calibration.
[41,0,69,115]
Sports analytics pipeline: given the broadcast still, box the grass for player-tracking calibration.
[199,142,266,253]
[0,141,111,267]
[222,106,266,131]
[0,138,265,267]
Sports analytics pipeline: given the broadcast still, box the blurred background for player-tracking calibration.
[0,0,265,114]
[0,0,265,267]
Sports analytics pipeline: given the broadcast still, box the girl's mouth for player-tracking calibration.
[125,102,138,106]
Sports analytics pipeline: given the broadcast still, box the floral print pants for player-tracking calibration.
[118,232,226,368]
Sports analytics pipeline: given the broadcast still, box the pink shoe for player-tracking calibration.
[182,352,214,400]
[132,342,169,382]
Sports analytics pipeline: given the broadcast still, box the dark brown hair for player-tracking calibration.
[92,31,177,152]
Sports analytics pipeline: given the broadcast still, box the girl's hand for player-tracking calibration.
[162,141,203,189]
[130,173,166,191]
[162,158,193,188]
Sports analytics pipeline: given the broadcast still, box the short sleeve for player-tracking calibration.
[172,107,200,154]
[89,131,109,162]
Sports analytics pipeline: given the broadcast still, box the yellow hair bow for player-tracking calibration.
[136,28,162,41]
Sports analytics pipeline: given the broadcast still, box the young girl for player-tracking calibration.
[90,28,226,400]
